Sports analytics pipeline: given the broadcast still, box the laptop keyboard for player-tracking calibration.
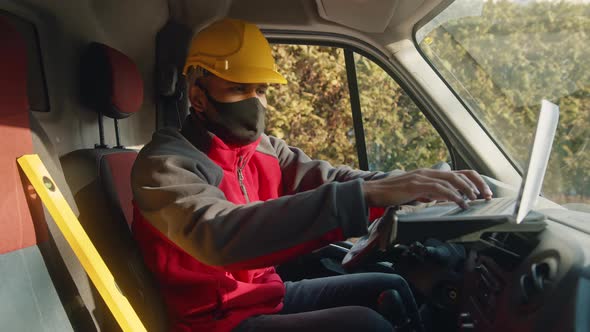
[448,197,515,216]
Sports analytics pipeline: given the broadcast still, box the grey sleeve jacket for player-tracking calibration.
[131,126,400,269]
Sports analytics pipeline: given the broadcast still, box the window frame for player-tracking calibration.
[266,32,456,172]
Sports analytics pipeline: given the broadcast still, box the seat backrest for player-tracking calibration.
[0,15,96,331]
[76,41,144,228]
[60,42,167,332]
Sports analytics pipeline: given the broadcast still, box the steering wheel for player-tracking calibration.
[342,161,454,270]
[342,207,398,270]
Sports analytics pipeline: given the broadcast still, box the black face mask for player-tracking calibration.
[198,89,266,146]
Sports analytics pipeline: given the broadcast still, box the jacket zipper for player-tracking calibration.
[237,156,250,203]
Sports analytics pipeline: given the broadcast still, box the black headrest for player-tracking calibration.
[80,42,143,119]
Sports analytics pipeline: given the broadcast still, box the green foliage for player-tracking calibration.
[419,0,590,204]
[266,45,449,171]
[354,54,449,171]
[266,45,358,167]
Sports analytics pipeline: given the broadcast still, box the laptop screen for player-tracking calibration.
[514,100,560,223]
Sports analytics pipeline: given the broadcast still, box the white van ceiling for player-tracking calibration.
[316,0,399,33]
[172,0,445,44]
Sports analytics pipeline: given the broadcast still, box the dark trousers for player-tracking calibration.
[233,272,420,332]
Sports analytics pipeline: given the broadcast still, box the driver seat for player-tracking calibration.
[60,42,168,331]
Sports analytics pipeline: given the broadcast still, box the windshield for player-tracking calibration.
[416,0,590,209]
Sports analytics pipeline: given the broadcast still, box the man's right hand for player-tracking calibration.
[362,168,493,209]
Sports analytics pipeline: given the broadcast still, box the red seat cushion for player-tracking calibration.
[101,151,138,227]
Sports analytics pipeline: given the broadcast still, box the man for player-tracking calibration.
[131,18,492,332]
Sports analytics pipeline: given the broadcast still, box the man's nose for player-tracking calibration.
[246,89,258,99]
[246,89,265,104]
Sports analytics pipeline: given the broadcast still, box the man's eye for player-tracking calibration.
[231,86,246,93]
[257,88,267,95]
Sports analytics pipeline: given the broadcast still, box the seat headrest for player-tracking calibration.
[1,11,50,113]
[0,18,28,116]
[80,42,143,119]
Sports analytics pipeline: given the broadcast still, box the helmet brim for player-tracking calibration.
[189,63,287,85]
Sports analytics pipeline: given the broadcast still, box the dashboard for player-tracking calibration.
[456,222,588,332]
[281,207,590,332]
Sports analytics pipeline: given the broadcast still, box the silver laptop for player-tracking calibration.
[398,100,559,225]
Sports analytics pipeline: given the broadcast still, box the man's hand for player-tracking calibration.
[362,169,493,209]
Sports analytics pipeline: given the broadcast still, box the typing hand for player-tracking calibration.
[363,169,492,209]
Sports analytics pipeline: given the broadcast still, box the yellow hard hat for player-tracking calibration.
[184,18,287,84]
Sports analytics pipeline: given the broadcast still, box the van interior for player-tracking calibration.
[1,0,589,331]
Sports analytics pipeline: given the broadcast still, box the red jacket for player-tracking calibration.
[131,118,391,331]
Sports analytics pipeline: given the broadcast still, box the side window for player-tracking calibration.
[353,54,450,171]
[267,44,450,171]
[267,45,358,168]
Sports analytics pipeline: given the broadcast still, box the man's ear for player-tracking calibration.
[189,84,208,113]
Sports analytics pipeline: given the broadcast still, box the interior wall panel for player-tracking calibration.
[0,0,169,155]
